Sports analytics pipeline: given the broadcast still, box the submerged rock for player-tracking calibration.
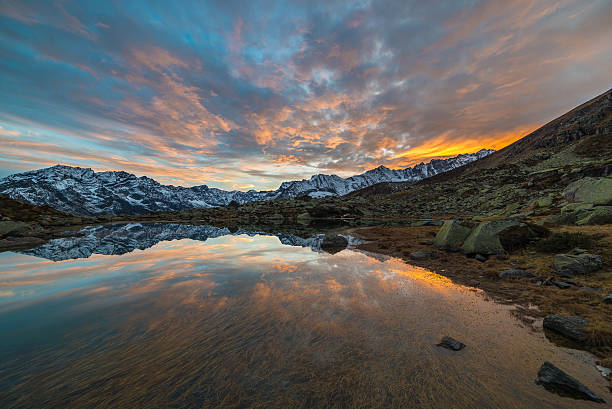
[543,315,588,342]
[433,220,471,250]
[436,336,466,351]
[499,269,534,279]
[535,361,605,403]
[553,253,603,277]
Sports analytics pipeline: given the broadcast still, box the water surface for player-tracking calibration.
[0,224,607,408]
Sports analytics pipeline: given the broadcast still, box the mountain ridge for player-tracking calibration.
[0,149,494,216]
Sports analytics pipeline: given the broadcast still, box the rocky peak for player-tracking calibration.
[0,149,494,215]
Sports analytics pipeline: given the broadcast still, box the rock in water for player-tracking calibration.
[436,336,466,351]
[499,269,534,279]
[320,234,348,254]
[553,253,603,277]
[543,315,588,342]
[433,220,472,250]
[535,362,605,403]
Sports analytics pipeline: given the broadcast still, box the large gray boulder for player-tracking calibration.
[563,177,612,205]
[433,220,471,250]
[535,361,605,403]
[543,315,588,342]
[0,220,31,238]
[460,219,520,255]
[576,206,612,225]
[553,253,603,277]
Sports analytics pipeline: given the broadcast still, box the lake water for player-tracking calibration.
[0,224,608,408]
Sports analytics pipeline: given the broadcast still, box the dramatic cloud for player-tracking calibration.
[0,0,610,189]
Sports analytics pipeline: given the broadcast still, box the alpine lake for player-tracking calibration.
[0,223,608,408]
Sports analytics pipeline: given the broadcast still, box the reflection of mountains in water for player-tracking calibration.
[21,223,361,261]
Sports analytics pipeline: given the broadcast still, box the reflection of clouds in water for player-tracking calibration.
[0,233,607,408]
[0,231,449,317]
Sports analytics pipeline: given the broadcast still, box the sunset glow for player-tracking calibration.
[0,0,610,189]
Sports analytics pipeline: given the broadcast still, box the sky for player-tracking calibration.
[0,0,610,190]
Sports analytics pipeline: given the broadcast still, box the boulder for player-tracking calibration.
[542,213,577,225]
[543,315,588,342]
[536,196,553,207]
[321,234,348,254]
[0,220,32,238]
[436,336,466,351]
[561,202,594,213]
[576,206,612,225]
[433,220,471,250]
[499,269,534,279]
[553,281,571,289]
[409,250,439,260]
[562,177,612,205]
[497,223,549,251]
[535,361,605,403]
[474,254,488,262]
[460,219,520,255]
[579,286,601,292]
[553,253,603,277]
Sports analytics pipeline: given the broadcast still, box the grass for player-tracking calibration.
[534,232,594,253]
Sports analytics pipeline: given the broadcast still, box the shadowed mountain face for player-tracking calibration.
[414,87,612,183]
[0,150,493,216]
[343,88,612,211]
[20,223,361,261]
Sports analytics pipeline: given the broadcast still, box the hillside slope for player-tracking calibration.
[333,88,610,215]
[158,88,611,224]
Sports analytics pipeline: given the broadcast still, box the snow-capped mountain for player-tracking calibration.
[21,223,361,261]
[0,149,494,215]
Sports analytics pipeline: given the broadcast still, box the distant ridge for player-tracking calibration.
[0,149,493,215]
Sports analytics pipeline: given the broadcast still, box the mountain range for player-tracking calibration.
[0,149,493,216]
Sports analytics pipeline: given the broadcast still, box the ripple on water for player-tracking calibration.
[0,226,608,408]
